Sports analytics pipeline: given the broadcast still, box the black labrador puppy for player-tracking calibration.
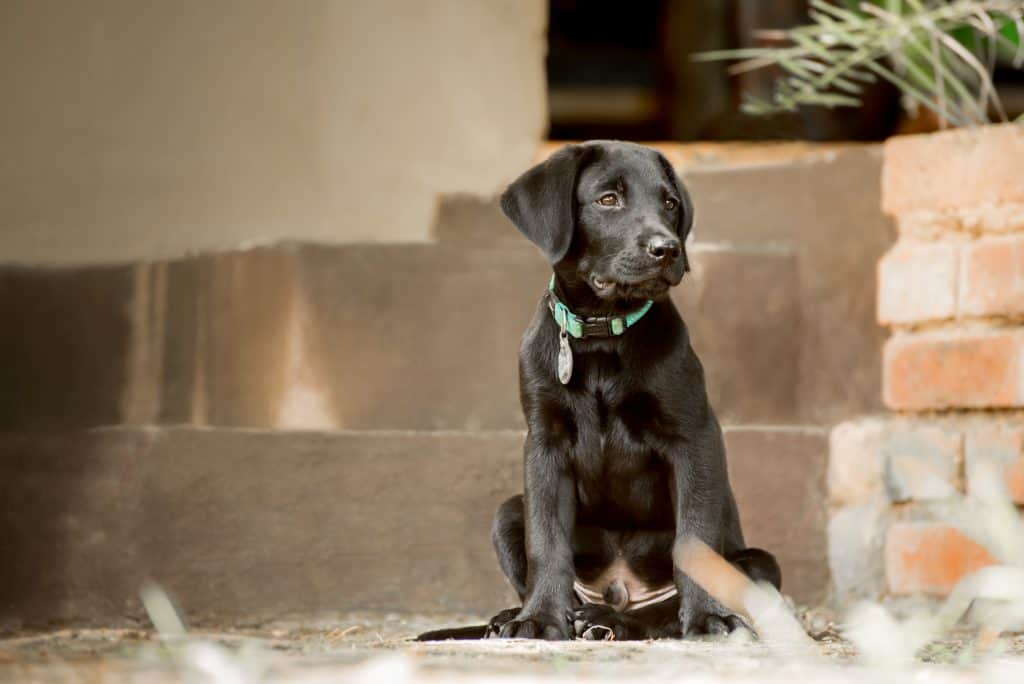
[420,141,780,642]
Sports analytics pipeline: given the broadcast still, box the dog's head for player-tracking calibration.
[501,141,694,303]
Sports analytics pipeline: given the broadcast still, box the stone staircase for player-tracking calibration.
[0,147,891,628]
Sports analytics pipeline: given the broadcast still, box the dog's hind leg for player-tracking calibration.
[719,492,783,591]
[482,495,530,636]
[416,495,529,641]
[492,494,528,599]
[726,547,782,591]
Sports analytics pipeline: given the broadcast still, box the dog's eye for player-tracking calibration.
[597,194,619,207]
[664,198,679,211]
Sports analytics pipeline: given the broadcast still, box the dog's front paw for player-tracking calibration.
[497,610,571,640]
[680,597,751,638]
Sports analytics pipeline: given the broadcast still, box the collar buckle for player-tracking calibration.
[546,276,651,340]
[580,318,613,338]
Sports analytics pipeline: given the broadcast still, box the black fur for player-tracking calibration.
[417,141,780,642]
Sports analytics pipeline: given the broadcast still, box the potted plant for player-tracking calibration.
[704,0,1024,612]
[698,0,1023,129]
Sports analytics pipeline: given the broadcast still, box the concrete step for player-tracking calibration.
[0,241,799,432]
[1,147,892,434]
[0,425,827,628]
[683,147,891,424]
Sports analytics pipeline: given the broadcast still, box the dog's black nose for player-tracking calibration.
[646,236,681,262]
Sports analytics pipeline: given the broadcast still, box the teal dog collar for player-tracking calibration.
[547,275,653,340]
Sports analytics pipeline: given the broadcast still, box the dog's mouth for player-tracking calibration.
[591,274,677,300]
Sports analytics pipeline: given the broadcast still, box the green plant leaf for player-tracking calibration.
[695,0,1023,126]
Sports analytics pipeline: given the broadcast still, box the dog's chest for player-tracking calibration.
[572,447,673,528]
[568,353,668,452]
[567,381,674,526]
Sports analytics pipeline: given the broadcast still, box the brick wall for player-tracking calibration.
[829,124,1024,603]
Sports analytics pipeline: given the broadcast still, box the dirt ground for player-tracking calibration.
[2,612,1024,684]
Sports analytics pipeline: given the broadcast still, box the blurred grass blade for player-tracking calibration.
[140,582,187,637]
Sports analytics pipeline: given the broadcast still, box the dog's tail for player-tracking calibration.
[415,624,490,641]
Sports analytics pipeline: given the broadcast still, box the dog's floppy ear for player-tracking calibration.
[500,144,588,264]
[656,153,695,272]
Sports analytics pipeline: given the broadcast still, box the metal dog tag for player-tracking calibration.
[557,328,573,385]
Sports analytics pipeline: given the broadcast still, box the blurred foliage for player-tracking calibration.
[697,1,1024,127]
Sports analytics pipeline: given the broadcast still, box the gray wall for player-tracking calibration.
[0,0,547,264]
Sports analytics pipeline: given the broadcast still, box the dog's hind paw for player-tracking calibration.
[569,604,647,641]
[485,607,522,638]
[581,624,616,640]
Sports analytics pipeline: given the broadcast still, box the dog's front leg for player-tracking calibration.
[669,434,747,637]
[498,435,574,640]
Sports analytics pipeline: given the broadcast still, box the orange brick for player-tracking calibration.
[878,244,958,325]
[1008,460,1024,504]
[966,427,1024,505]
[883,124,1024,216]
[959,237,1024,317]
[883,425,961,502]
[883,331,1024,410]
[885,522,996,595]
